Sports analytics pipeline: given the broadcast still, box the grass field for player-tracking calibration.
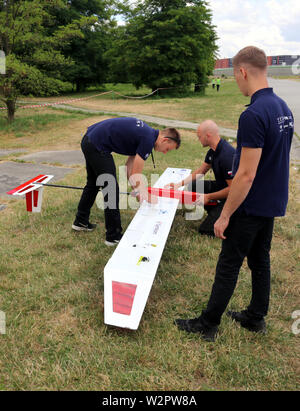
[0,83,299,391]
[19,79,249,130]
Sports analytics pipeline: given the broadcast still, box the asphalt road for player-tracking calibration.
[268,78,300,164]
[268,77,300,136]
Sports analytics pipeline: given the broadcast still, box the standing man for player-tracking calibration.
[216,77,221,92]
[175,46,294,341]
[165,120,235,237]
[212,78,216,89]
[72,117,181,246]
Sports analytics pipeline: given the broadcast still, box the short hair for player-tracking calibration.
[161,128,181,149]
[233,46,268,70]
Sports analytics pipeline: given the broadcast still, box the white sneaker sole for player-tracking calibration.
[72,224,95,232]
[104,240,120,246]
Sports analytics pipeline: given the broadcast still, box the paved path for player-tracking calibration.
[0,149,28,157]
[20,150,85,166]
[0,162,74,199]
[268,77,300,164]
[57,99,299,163]
[268,78,300,135]
[56,104,238,139]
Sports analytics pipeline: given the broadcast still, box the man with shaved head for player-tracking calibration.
[167,119,235,237]
[175,46,294,342]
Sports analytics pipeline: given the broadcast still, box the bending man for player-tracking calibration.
[72,117,181,246]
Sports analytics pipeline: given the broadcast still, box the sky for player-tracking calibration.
[116,1,300,59]
[208,0,300,58]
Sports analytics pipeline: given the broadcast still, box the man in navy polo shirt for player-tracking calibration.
[72,117,181,246]
[175,46,294,341]
[166,120,235,237]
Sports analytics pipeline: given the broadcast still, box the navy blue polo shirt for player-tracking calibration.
[87,117,159,161]
[233,88,294,217]
[205,139,235,190]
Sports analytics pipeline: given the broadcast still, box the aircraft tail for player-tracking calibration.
[7,174,54,212]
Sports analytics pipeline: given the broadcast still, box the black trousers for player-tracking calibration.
[200,213,274,327]
[76,134,122,241]
[188,180,224,235]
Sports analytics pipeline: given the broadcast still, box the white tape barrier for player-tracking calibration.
[104,167,191,330]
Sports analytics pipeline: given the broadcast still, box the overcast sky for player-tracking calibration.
[209,0,300,58]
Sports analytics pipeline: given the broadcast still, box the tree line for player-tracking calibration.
[0,0,218,122]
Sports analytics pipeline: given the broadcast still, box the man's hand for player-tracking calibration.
[164,182,182,190]
[214,214,230,240]
[195,193,211,206]
[132,188,158,204]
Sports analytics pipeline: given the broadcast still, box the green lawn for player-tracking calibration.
[17,79,249,129]
[0,85,299,391]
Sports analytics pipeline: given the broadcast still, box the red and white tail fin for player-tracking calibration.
[7,174,53,212]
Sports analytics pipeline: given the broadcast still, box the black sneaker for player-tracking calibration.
[72,220,97,232]
[227,310,266,333]
[105,233,123,247]
[174,317,218,342]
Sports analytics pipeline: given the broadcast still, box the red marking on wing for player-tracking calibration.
[35,176,48,183]
[112,281,137,316]
[147,187,218,206]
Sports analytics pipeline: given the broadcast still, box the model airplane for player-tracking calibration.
[7,174,217,212]
[7,169,218,330]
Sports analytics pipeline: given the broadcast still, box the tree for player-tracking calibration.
[108,0,218,93]
[0,0,95,122]
[47,0,115,92]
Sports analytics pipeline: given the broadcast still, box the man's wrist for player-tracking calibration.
[220,210,230,220]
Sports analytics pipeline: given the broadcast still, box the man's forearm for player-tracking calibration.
[128,155,147,193]
[207,186,230,201]
[181,163,210,186]
[126,156,135,180]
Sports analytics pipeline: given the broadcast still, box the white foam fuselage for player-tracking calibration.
[104,167,191,330]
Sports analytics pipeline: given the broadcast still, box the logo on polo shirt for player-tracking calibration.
[277,115,294,133]
[136,119,144,128]
[145,153,150,159]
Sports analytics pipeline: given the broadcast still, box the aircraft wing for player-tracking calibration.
[104,167,191,330]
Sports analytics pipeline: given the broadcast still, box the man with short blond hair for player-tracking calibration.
[175,46,294,341]
[232,45,268,70]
